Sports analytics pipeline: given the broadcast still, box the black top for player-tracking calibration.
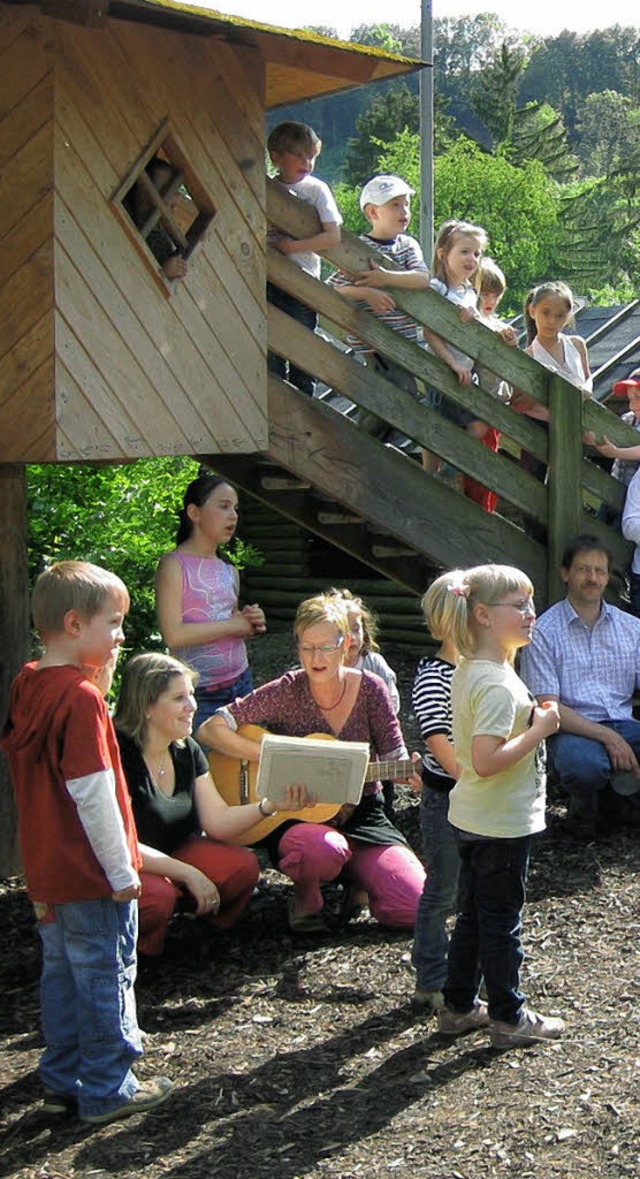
[117,732,208,855]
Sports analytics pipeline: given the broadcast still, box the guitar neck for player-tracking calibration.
[366,758,414,783]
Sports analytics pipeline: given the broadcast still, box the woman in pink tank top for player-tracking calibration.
[156,474,266,735]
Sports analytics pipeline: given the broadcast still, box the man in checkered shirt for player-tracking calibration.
[520,534,640,838]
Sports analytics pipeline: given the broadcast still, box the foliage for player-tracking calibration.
[348,23,405,55]
[372,134,559,308]
[576,90,640,177]
[27,458,264,657]
[344,84,456,188]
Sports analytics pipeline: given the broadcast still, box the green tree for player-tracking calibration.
[374,134,560,310]
[27,458,263,658]
[348,23,405,55]
[576,90,640,177]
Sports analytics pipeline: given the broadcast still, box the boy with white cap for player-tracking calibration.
[328,174,431,438]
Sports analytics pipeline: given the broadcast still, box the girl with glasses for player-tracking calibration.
[426,564,565,1048]
[200,593,425,934]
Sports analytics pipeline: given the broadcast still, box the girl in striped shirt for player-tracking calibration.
[411,571,461,1015]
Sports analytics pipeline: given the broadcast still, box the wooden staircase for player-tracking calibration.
[202,181,640,614]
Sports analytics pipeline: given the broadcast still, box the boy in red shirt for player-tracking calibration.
[1,561,173,1123]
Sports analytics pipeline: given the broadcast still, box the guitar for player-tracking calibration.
[207,724,415,845]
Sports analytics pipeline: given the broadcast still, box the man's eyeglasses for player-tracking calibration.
[490,599,536,616]
[298,636,345,657]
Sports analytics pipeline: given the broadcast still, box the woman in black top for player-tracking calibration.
[115,652,306,955]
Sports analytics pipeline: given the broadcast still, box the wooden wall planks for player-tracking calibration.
[0,8,268,462]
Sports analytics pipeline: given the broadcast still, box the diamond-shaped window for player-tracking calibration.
[114,124,216,287]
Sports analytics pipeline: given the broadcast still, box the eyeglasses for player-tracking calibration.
[490,599,536,616]
[298,636,345,657]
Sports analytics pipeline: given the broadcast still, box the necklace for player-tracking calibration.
[145,749,170,781]
[312,677,347,713]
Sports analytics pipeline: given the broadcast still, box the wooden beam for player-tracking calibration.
[41,0,108,26]
[0,465,29,875]
[268,303,548,522]
[266,181,548,407]
[547,373,584,602]
[263,376,547,588]
[267,247,548,460]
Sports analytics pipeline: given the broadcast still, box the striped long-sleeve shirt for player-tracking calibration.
[411,656,456,786]
[327,233,428,354]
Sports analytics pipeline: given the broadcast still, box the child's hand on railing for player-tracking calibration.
[459,306,477,324]
[358,288,396,313]
[451,362,473,386]
[499,326,518,346]
[351,262,391,288]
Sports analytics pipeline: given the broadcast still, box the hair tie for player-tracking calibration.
[449,584,469,598]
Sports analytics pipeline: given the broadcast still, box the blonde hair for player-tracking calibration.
[31,560,129,637]
[425,564,534,659]
[294,593,351,644]
[326,587,380,654]
[479,257,506,298]
[433,219,488,291]
[421,570,464,643]
[524,281,574,344]
[114,652,197,748]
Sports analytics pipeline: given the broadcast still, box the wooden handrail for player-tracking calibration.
[266,179,636,601]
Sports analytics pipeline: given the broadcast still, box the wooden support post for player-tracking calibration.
[547,376,584,604]
[0,465,30,876]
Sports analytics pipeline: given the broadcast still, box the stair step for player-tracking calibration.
[371,543,418,558]
[261,476,311,491]
[317,511,364,525]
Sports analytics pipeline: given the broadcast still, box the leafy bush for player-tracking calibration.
[27,457,263,657]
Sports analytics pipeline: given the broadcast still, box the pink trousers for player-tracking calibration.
[138,836,260,956]
[277,822,426,929]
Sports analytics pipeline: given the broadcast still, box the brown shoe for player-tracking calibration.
[80,1076,173,1124]
[490,1008,565,1049]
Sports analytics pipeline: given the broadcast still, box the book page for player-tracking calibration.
[256,734,370,806]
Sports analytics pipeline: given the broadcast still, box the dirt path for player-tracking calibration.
[1,637,639,1178]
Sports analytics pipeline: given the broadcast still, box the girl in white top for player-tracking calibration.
[429,563,565,1049]
[426,220,501,511]
[514,281,592,421]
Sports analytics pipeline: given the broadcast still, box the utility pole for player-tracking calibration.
[419,0,434,262]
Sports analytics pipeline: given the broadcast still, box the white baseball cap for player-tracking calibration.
[359,175,414,211]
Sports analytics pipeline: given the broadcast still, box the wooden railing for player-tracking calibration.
[266,179,639,604]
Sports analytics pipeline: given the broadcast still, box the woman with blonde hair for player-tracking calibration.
[200,594,425,934]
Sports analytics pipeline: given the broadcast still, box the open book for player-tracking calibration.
[256,733,370,807]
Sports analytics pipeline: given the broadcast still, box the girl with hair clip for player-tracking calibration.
[155,475,266,735]
[410,571,461,1016]
[430,564,565,1048]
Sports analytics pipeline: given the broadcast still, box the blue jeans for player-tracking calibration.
[38,898,143,1118]
[194,667,253,739]
[548,719,640,820]
[411,788,460,990]
[444,832,532,1024]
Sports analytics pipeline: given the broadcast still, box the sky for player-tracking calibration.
[189,0,638,41]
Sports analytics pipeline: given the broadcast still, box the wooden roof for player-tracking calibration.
[105,0,426,106]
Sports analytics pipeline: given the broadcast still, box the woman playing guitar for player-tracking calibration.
[199,594,426,934]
